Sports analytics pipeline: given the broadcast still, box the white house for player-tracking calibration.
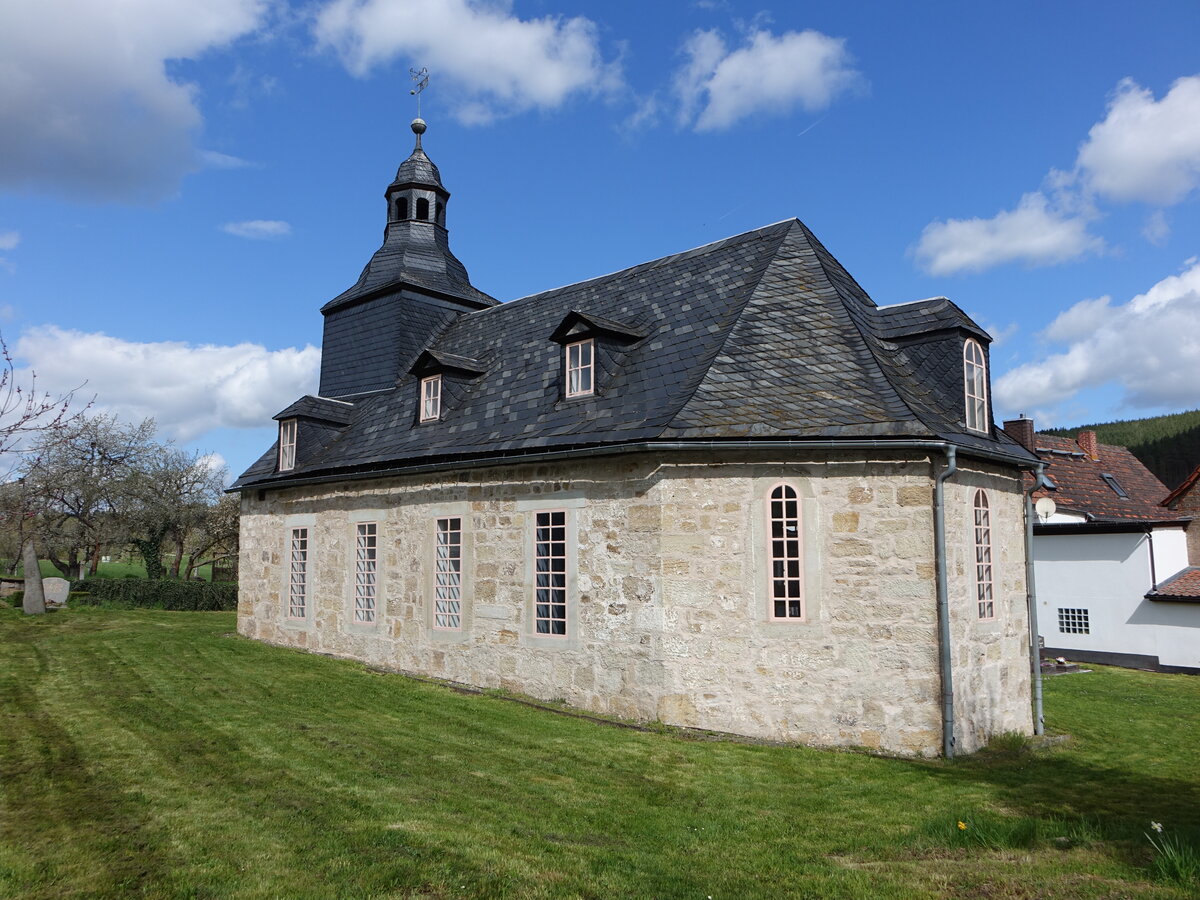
[1003,418,1197,673]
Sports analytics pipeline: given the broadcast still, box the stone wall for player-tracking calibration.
[238,450,1032,756]
[944,465,1034,754]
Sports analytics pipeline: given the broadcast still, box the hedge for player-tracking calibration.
[68,579,238,611]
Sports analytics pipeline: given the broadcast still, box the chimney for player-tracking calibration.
[1077,430,1100,460]
[1003,416,1036,450]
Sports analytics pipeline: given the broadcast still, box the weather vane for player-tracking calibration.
[409,67,430,119]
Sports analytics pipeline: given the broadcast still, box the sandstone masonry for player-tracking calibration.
[238,450,1032,756]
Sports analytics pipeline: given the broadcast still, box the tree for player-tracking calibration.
[117,446,228,580]
[0,330,86,613]
[19,415,156,579]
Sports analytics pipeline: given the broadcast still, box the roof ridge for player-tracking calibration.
[655,223,797,431]
[482,219,797,314]
[796,222,928,429]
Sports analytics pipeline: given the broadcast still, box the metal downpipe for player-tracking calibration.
[1024,464,1048,736]
[934,445,958,758]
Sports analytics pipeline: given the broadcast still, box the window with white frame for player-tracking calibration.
[1058,607,1089,634]
[964,339,988,433]
[354,522,377,623]
[973,490,994,620]
[278,419,297,471]
[434,517,462,629]
[768,484,804,619]
[565,339,594,398]
[534,510,567,635]
[420,375,442,422]
[288,527,308,618]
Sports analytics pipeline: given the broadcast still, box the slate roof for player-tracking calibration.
[1146,566,1200,601]
[234,217,1035,490]
[1026,433,1186,522]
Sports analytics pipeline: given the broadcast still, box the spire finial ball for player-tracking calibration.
[411,118,427,135]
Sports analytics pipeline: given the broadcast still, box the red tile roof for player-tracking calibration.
[1027,433,1187,522]
[1148,566,1200,601]
[1163,462,1200,508]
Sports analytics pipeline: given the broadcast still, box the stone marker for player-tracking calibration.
[42,577,70,607]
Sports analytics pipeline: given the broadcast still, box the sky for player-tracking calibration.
[2,0,1199,482]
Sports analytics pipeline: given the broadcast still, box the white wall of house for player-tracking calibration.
[1034,525,1197,670]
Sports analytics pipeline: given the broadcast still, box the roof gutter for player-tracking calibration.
[235,437,1040,494]
[933,445,958,758]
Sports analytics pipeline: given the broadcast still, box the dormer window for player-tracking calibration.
[278,419,297,471]
[565,339,594,398]
[420,375,442,422]
[964,339,988,433]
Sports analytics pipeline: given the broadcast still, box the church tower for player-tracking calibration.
[317,118,496,400]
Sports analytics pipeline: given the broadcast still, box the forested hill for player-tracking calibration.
[1043,409,1200,491]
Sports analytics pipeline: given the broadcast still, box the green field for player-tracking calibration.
[1,607,1197,899]
[2,558,217,581]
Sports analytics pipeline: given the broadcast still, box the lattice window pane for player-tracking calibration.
[973,490,995,619]
[768,484,804,619]
[434,517,462,629]
[534,510,568,635]
[288,527,308,618]
[355,522,377,623]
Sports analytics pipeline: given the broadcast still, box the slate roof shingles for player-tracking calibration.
[234,219,1033,489]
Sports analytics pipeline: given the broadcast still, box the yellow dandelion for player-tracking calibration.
[957,821,967,830]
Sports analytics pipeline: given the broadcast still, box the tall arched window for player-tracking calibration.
[964,339,988,433]
[397,197,409,220]
[416,197,429,220]
[973,490,994,620]
[768,484,804,620]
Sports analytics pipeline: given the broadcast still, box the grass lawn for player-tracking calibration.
[1,608,1197,899]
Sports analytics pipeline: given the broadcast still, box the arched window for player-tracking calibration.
[973,490,994,620]
[397,196,409,220]
[416,197,429,220]
[768,484,804,620]
[435,201,443,225]
[964,339,988,433]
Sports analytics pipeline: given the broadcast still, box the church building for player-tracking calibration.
[233,119,1041,757]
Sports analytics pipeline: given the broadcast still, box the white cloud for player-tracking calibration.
[1077,75,1200,206]
[313,0,621,123]
[201,150,256,170]
[1142,209,1170,245]
[994,259,1200,415]
[0,231,19,251]
[674,28,861,131]
[913,192,1103,276]
[13,326,320,443]
[221,219,292,239]
[0,0,268,203]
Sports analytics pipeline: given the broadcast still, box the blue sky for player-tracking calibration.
[3,0,1199,480]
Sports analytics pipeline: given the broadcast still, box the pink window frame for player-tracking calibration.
[767,483,805,621]
[973,490,995,620]
[433,516,463,630]
[534,509,568,637]
[964,339,988,433]
[420,375,442,422]
[354,522,378,624]
[288,527,308,619]
[278,418,297,471]
[565,339,594,398]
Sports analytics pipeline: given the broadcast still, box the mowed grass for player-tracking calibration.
[0,608,1197,899]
